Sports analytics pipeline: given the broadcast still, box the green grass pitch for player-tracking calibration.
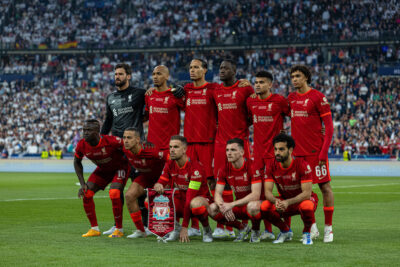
[0,172,399,266]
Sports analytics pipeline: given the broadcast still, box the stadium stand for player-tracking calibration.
[0,1,399,159]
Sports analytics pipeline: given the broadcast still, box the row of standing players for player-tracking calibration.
[73,59,334,244]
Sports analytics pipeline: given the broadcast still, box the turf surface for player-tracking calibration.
[0,172,399,266]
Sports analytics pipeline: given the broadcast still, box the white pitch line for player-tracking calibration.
[1,183,400,202]
[0,196,108,202]
[331,183,400,189]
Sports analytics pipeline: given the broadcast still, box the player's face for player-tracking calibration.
[274,142,292,162]
[152,67,169,87]
[290,71,307,89]
[114,68,130,87]
[189,60,206,81]
[226,143,244,163]
[169,140,186,160]
[123,131,140,150]
[219,61,235,82]
[82,123,99,143]
[254,77,272,95]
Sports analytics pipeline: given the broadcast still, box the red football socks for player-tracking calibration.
[324,206,334,226]
[191,206,209,227]
[130,211,145,232]
[109,189,123,229]
[83,194,98,227]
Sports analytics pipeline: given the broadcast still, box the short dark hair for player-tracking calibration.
[272,133,295,149]
[124,127,140,137]
[256,70,273,82]
[290,65,311,84]
[84,119,100,130]
[115,63,132,75]
[170,135,187,146]
[192,58,208,70]
[221,58,237,72]
[226,138,244,149]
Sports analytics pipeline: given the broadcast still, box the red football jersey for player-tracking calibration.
[214,81,254,144]
[157,158,209,227]
[75,135,128,170]
[216,159,261,200]
[123,144,169,174]
[247,94,289,160]
[264,157,313,199]
[288,89,332,156]
[183,82,218,143]
[145,89,184,149]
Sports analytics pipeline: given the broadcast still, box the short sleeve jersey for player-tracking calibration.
[288,89,332,156]
[264,157,313,199]
[213,82,254,144]
[123,144,169,174]
[158,159,209,197]
[183,82,218,143]
[145,89,184,150]
[246,94,289,159]
[216,159,261,200]
[75,135,128,170]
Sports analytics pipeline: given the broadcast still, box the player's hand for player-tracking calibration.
[153,183,164,194]
[220,202,233,214]
[223,209,236,221]
[238,79,251,87]
[78,184,87,199]
[171,84,185,98]
[276,199,288,212]
[179,227,190,243]
[249,92,257,99]
[145,87,155,96]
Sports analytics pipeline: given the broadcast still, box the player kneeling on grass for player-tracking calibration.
[198,138,262,243]
[153,135,213,243]
[247,133,318,245]
[122,127,169,238]
[74,119,131,238]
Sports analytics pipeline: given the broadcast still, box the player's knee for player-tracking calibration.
[319,182,333,194]
[299,200,314,212]
[84,189,95,199]
[247,201,261,216]
[192,205,207,216]
[190,197,203,209]
[209,203,219,217]
[260,200,274,212]
[109,189,120,199]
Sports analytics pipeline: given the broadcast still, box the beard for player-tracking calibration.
[115,78,128,88]
[275,153,289,162]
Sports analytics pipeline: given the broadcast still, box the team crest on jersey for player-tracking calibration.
[102,148,107,155]
[152,195,171,220]
[218,103,222,111]
[232,91,237,99]
[292,172,296,181]
[128,94,132,102]
[187,98,191,106]
[184,173,189,181]
[202,89,207,95]
[243,173,248,181]
[303,99,310,107]
[142,159,146,165]
[253,114,257,123]
[150,106,153,114]
[164,96,170,104]
[268,103,273,111]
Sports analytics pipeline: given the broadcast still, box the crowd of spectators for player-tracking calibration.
[1,0,399,49]
[0,45,399,158]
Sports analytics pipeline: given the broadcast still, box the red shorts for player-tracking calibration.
[134,172,160,189]
[187,142,214,178]
[276,192,319,217]
[232,205,250,220]
[214,140,250,178]
[297,155,331,184]
[88,165,131,190]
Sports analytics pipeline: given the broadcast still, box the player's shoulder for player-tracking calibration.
[131,87,146,96]
[102,134,122,144]
[272,93,287,101]
[76,138,86,148]
[310,88,326,98]
[184,83,194,90]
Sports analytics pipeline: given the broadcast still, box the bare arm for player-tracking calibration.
[264,181,276,204]
[74,156,87,198]
[230,182,261,208]
[214,183,225,207]
[285,182,312,206]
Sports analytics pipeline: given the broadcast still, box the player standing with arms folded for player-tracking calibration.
[247,70,289,240]
[74,119,131,238]
[100,63,147,235]
[287,65,334,242]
